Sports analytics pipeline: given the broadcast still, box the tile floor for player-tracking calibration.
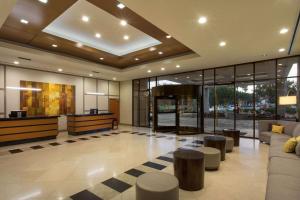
[0,125,269,200]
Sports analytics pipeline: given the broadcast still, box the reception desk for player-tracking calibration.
[0,116,59,146]
[67,113,116,135]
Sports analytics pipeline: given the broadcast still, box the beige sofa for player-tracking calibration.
[258,120,300,200]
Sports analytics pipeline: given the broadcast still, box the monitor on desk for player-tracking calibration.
[9,110,27,118]
[90,109,98,115]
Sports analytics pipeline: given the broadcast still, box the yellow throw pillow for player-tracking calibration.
[296,136,300,142]
[272,125,284,134]
[283,137,297,153]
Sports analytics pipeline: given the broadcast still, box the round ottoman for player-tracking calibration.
[225,137,234,153]
[197,147,221,170]
[173,149,205,191]
[204,135,226,161]
[136,172,179,200]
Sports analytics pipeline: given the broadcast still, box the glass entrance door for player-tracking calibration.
[156,97,177,131]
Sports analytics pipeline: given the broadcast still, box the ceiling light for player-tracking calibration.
[175,77,178,80]
[278,48,285,52]
[158,51,163,55]
[123,35,129,40]
[99,57,104,60]
[278,63,283,66]
[166,35,172,39]
[113,77,117,80]
[52,44,58,48]
[147,70,151,73]
[89,74,93,77]
[81,15,89,22]
[120,20,127,26]
[219,41,226,47]
[117,3,125,9]
[279,28,288,34]
[95,33,101,38]
[135,58,139,61]
[86,92,105,96]
[176,65,180,68]
[149,47,156,51]
[186,76,190,79]
[6,86,41,91]
[13,61,19,65]
[58,68,63,72]
[198,16,207,24]
[20,19,29,24]
[76,42,83,48]
[38,0,48,3]
[161,67,165,71]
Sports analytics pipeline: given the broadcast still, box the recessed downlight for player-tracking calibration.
[161,67,165,71]
[81,15,89,22]
[278,63,283,66]
[158,51,163,55]
[198,16,207,24]
[117,3,125,9]
[20,19,29,24]
[278,48,285,52]
[186,76,190,79]
[58,68,63,72]
[135,58,139,61]
[76,42,83,48]
[89,74,93,77]
[99,57,104,60]
[13,61,19,65]
[38,0,48,3]
[219,41,226,47]
[95,33,101,38]
[147,70,151,73]
[149,47,156,51]
[123,35,129,40]
[166,35,172,39]
[120,20,127,26]
[52,44,58,48]
[176,65,180,68]
[279,28,288,34]
[113,77,117,80]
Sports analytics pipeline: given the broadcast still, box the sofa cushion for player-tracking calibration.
[292,124,300,137]
[277,121,298,136]
[266,174,300,200]
[269,144,299,160]
[295,143,300,156]
[270,134,290,146]
[268,157,300,178]
[283,137,297,153]
[259,131,272,143]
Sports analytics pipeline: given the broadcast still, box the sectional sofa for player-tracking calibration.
[258,120,300,200]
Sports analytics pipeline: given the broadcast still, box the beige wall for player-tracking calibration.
[120,80,132,125]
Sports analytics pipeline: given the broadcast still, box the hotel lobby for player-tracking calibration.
[0,0,300,200]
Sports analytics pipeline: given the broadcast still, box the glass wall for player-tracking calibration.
[132,56,300,138]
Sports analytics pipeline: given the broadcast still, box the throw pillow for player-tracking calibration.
[269,123,279,131]
[272,125,284,134]
[296,142,300,156]
[283,137,297,153]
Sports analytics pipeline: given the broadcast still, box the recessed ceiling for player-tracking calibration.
[43,0,161,56]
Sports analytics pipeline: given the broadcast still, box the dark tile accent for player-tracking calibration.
[157,156,174,163]
[30,145,44,150]
[102,134,111,136]
[131,132,139,134]
[125,168,145,177]
[78,138,89,140]
[65,140,76,143]
[138,133,146,135]
[91,136,100,138]
[111,132,120,135]
[185,144,201,148]
[178,138,187,142]
[120,131,131,133]
[143,161,166,170]
[192,140,203,144]
[102,178,132,193]
[9,149,23,154]
[70,190,103,200]
[49,142,61,146]
[155,135,166,138]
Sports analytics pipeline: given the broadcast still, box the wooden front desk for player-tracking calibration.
[0,116,59,146]
[67,113,116,135]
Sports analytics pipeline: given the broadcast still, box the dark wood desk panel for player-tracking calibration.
[67,113,115,135]
[0,116,59,146]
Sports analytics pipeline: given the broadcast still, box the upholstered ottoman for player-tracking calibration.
[197,147,221,170]
[136,172,179,200]
[225,137,234,152]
